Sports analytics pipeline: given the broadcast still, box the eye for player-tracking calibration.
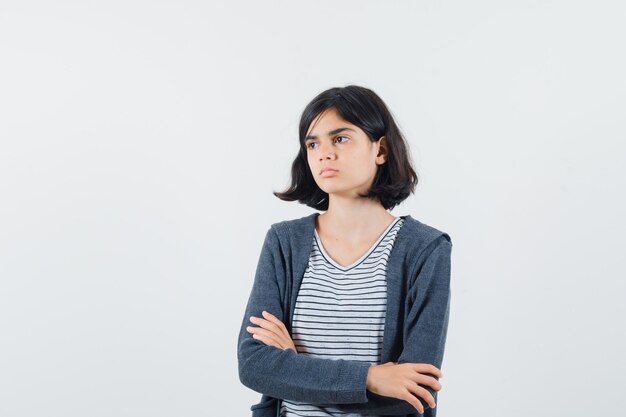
[306,136,349,150]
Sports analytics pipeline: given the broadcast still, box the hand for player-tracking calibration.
[246,310,298,353]
[366,361,443,414]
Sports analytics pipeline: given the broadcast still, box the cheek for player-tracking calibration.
[349,153,376,171]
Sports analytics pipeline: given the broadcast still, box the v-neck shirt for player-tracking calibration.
[313,217,403,271]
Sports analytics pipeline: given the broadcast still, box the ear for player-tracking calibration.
[376,136,388,165]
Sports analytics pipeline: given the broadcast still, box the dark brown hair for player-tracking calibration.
[273,85,418,211]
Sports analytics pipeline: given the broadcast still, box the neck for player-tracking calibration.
[317,195,395,241]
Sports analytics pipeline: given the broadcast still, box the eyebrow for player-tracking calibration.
[305,127,357,141]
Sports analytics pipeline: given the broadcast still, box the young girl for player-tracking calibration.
[237,85,453,417]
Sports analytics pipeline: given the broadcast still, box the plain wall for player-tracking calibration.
[1,1,624,416]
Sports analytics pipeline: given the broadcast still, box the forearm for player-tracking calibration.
[239,337,372,404]
[311,369,437,416]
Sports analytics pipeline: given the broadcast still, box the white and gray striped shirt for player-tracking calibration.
[280,216,405,417]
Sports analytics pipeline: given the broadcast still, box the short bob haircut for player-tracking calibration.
[273,85,418,212]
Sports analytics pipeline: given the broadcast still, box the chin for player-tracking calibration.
[321,187,353,196]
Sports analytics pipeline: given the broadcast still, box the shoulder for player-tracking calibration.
[402,215,451,245]
[398,216,452,287]
[400,215,453,262]
[268,214,309,229]
[263,213,317,245]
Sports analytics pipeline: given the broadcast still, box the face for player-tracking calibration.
[304,108,387,198]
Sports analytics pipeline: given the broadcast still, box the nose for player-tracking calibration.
[318,142,336,160]
[320,151,335,161]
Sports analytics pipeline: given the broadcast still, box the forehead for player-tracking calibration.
[306,109,359,137]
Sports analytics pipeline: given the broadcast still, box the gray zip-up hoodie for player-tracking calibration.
[237,213,452,417]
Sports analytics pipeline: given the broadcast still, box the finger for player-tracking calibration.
[414,373,442,392]
[250,332,280,349]
[248,321,289,349]
[250,315,283,337]
[413,363,443,379]
[261,311,290,339]
[406,382,436,409]
[247,325,276,347]
[400,391,424,414]
[397,362,440,388]
[249,327,285,349]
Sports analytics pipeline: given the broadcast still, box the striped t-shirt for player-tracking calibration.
[280,216,406,417]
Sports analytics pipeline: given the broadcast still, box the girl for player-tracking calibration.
[238,85,453,417]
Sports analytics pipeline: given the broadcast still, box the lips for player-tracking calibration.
[319,167,338,175]
[320,168,338,178]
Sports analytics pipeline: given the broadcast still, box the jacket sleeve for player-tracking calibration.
[237,226,373,404]
[316,234,453,416]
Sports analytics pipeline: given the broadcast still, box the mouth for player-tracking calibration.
[320,168,338,177]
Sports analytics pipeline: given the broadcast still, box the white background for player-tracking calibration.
[1,1,624,416]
